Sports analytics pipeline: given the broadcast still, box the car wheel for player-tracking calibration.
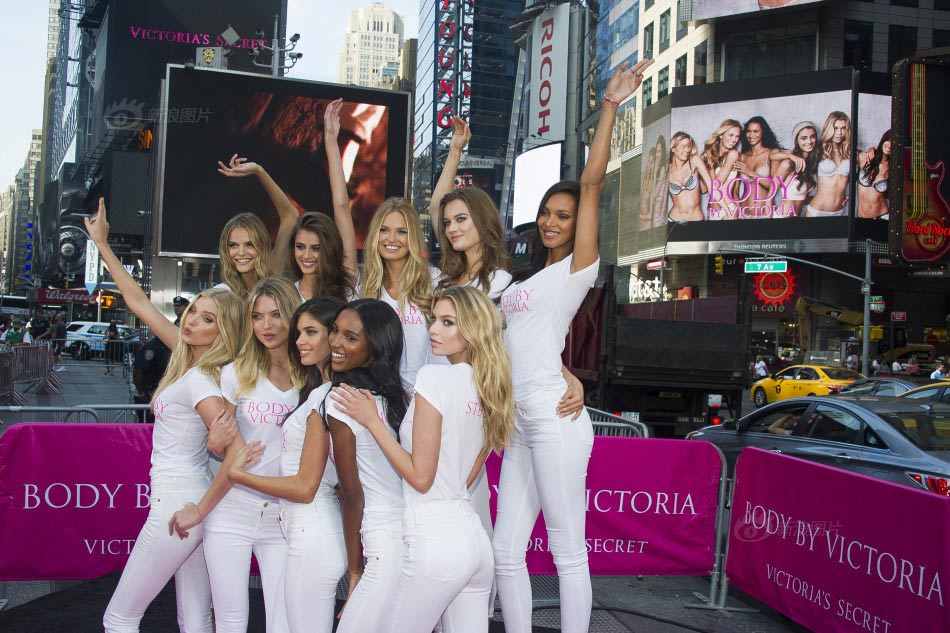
[753,388,767,408]
[807,393,816,397]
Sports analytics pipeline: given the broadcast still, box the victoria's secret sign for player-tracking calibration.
[436,0,474,130]
[127,25,265,50]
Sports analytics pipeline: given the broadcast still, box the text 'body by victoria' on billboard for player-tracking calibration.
[640,69,873,254]
[692,0,826,21]
[157,66,410,257]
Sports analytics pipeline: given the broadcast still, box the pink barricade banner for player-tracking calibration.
[727,448,950,633]
[486,437,721,576]
[0,423,153,580]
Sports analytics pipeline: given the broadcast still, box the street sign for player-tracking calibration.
[891,311,907,322]
[744,260,788,273]
[84,241,99,295]
[870,303,885,313]
[646,259,667,271]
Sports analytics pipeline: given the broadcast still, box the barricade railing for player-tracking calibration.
[0,404,152,426]
[0,345,62,405]
[587,407,650,438]
[0,351,15,405]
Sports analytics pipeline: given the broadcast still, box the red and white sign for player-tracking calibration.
[527,3,569,148]
[36,288,94,304]
[646,259,667,271]
[891,311,907,322]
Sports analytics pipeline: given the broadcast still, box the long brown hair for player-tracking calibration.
[436,188,510,295]
[286,212,355,302]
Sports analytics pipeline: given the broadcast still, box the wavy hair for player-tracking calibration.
[288,297,345,414]
[740,116,781,154]
[435,286,514,452]
[217,213,272,298]
[360,198,432,316]
[864,129,890,184]
[286,212,355,302]
[511,180,581,284]
[820,111,851,161]
[234,276,307,398]
[330,299,407,433]
[436,188,510,295]
[701,119,742,174]
[791,123,821,191]
[152,288,245,403]
[669,131,696,164]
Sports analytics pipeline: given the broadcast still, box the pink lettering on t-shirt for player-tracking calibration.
[153,398,169,422]
[280,427,290,453]
[501,288,534,315]
[464,400,484,417]
[245,401,293,425]
[397,304,426,326]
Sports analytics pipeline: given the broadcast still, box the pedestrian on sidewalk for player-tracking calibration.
[104,321,121,375]
[2,318,31,345]
[51,313,67,367]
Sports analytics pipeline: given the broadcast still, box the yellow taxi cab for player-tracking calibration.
[751,365,864,407]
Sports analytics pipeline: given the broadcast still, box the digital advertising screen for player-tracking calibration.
[157,66,410,256]
[693,0,825,20]
[658,69,856,254]
[855,91,892,222]
[512,143,563,228]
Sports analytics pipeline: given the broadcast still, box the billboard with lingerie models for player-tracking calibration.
[693,0,826,20]
[641,69,860,254]
[156,65,410,256]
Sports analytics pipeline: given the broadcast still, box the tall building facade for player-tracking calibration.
[413,0,523,246]
[337,2,406,88]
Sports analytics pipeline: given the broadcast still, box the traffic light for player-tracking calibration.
[100,294,114,309]
[714,256,724,275]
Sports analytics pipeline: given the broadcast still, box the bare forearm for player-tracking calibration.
[429,147,463,235]
[324,135,358,276]
[367,422,418,484]
[340,496,365,574]
[581,103,617,189]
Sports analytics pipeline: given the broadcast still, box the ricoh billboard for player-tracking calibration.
[527,3,569,148]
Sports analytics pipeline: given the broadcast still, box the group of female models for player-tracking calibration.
[89,61,650,633]
[662,110,889,222]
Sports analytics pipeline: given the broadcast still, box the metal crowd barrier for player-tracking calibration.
[587,407,650,438]
[0,344,62,405]
[0,404,152,426]
[0,350,15,405]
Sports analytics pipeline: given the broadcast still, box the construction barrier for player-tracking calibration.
[726,448,949,633]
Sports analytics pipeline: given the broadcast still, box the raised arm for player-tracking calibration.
[428,116,471,249]
[217,154,298,273]
[574,60,652,272]
[229,413,330,503]
[330,385,441,493]
[85,198,179,348]
[324,99,358,280]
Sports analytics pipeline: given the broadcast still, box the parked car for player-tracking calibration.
[836,376,936,397]
[65,321,140,360]
[750,365,863,407]
[687,396,950,495]
[899,381,950,404]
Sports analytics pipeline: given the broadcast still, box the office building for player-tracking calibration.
[337,2,406,88]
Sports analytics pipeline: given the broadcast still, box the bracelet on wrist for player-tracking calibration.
[603,96,621,106]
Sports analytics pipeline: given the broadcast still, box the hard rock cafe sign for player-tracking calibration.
[751,270,797,308]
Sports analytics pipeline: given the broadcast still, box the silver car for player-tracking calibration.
[687,396,950,496]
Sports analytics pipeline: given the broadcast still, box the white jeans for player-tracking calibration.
[493,390,594,633]
[103,475,213,633]
[278,495,347,633]
[388,501,494,633]
[336,527,403,633]
[202,490,288,633]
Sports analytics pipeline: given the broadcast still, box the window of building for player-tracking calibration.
[723,23,817,80]
[889,0,918,6]
[658,66,669,98]
[644,22,654,59]
[659,10,670,53]
[676,1,689,41]
[675,54,688,86]
[645,0,654,8]
[935,0,950,10]
[934,29,950,48]
[844,20,873,71]
[694,41,708,85]
[889,24,917,69]
[643,76,653,107]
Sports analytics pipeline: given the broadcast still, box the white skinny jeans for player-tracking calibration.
[493,388,594,633]
[387,500,494,633]
[202,490,288,633]
[277,495,346,633]
[103,475,213,633]
[336,527,403,633]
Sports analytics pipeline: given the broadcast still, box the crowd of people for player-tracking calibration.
[85,62,651,633]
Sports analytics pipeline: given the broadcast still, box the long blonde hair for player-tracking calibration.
[361,198,432,315]
[436,188,510,295]
[218,213,272,298]
[152,288,245,403]
[821,111,851,161]
[233,276,307,398]
[436,286,514,452]
[701,119,741,173]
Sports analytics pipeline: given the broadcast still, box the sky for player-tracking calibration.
[0,0,420,190]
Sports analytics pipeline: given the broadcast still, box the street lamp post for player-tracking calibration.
[250,14,303,77]
[656,221,687,302]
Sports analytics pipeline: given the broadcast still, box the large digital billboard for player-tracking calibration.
[693,0,825,20]
[512,143,563,227]
[157,66,410,257]
[653,69,857,254]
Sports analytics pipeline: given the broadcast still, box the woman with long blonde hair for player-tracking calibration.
[86,199,245,633]
[330,286,513,632]
[170,276,305,633]
[805,111,852,217]
[701,119,742,220]
[667,131,712,222]
[358,197,435,389]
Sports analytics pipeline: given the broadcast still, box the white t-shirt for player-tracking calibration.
[754,360,768,377]
[150,366,220,479]
[221,363,299,502]
[501,255,598,399]
[279,382,338,500]
[400,364,484,507]
[429,269,512,367]
[327,395,403,532]
[379,286,430,392]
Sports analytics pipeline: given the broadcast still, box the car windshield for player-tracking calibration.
[823,368,863,380]
[878,411,950,452]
